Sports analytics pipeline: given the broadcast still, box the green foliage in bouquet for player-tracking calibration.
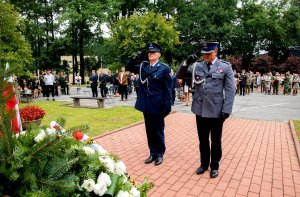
[0,111,154,197]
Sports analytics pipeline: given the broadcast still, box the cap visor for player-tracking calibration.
[201,50,215,54]
[148,50,160,52]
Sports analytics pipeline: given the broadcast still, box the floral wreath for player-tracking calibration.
[16,120,153,196]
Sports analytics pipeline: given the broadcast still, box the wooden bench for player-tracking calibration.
[70,96,105,108]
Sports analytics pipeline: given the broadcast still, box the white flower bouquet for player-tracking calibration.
[0,118,153,196]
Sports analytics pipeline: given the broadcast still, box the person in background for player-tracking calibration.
[89,70,98,97]
[182,74,192,106]
[117,66,128,101]
[272,72,281,95]
[235,73,240,95]
[256,72,262,92]
[64,72,70,95]
[52,70,59,96]
[44,69,55,101]
[292,73,299,96]
[58,71,67,95]
[99,71,108,98]
[112,69,119,96]
[170,69,177,106]
[239,70,247,96]
[39,71,46,97]
[245,72,251,95]
[75,73,82,93]
[133,74,140,95]
[127,73,133,95]
[31,73,39,98]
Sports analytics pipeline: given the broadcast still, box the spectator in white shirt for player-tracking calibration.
[44,69,55,101]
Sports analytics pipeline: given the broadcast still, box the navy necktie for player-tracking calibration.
[207,62,212,71]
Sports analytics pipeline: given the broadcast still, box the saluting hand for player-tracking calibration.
[186,50,201,66]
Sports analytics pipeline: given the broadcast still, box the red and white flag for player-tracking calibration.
[3,63,22,133]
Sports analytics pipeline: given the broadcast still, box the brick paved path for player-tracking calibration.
[94,113,300,197]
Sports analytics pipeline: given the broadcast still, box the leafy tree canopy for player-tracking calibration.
[109,11,180,65]
[0,2,32,68]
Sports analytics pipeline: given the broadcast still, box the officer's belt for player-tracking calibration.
[206,74,212,78]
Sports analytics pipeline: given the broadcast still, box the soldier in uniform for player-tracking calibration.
[272,72,281,95]
[283,71,292,95]
[176,41,235,178]
[126,43,172,166]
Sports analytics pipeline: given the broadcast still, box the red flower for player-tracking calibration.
[53,125,60,130]
[19,106,45,121]
[72,130,84,141]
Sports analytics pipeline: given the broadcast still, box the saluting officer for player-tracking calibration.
[126,43,172,166]
[177,41,235,178]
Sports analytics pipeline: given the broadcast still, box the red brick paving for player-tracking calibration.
[94,113,300,197]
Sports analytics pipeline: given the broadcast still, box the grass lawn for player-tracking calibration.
[294,120,300,142]
[20,101,143,137]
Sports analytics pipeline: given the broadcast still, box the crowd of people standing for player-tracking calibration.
[234,70,299,96]
[15,68,299,104]
[88,67,139,100]
[16,69,70,101]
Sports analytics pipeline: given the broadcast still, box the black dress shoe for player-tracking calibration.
[145,155,156,164]
[196,166,208,174]
[210,170,219,178]
[155,157,163,165]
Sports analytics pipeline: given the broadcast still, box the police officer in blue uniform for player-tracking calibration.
[177,42,235,178]
[126,43,172,165]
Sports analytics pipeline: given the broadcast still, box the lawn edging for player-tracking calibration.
[93,111,177,140]
[289,120,300,164]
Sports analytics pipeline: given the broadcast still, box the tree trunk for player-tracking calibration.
[72,22,78,85]
[44,1,49,66]
[79,20,85,84]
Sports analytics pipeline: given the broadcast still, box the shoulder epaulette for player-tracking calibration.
[160,62,170,68]
[220,60,231,65]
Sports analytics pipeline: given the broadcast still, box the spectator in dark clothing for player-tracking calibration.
[112,70,119,95]
[89,70,98,97]
[133,74,140,95]
[58,72,67,95]
[99,71,108,98]
[239,70,247,96]
[64,73,70,95]
[127,74,133,94]
[171,69,177,105]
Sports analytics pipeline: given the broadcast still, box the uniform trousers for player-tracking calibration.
[143,113,166,157]
[196,115,224,170]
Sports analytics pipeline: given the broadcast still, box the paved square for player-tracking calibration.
[95,113,300,197]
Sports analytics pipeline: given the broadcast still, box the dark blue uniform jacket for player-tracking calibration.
[126,60,172,115]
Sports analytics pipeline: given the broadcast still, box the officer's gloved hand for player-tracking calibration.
[219,112,230,121]
[136,50,148,63]
[129,55,138,63]
[186,54,197,66]
[126,56,138,68]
